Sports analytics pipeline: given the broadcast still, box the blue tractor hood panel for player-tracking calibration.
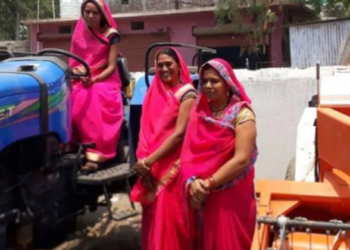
[130,73,199,106]
[0,56,72,152]
[0,57,68,98]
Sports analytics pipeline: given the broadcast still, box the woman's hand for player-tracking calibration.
[189,197,202,210]
[189,179,209,209]
[133,159,151,177]
[81,77,93,88]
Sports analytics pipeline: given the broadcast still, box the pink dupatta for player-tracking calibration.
[180,58,254,181]
[70,0,121,83]
[130,47,193,205]
[178,59,258,249]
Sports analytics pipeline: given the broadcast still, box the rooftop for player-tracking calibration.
[22,6,216,25]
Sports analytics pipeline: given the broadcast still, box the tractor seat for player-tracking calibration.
[148,66,198,75]
[117,56,130,88]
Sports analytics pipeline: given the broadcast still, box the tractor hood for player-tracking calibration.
[0,57,68,99]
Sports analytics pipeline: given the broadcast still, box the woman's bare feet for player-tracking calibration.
[81,161,101,172]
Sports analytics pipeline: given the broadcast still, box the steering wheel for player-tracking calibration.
[37,48,91,79]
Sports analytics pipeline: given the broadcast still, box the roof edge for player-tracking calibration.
[22,6,216,25]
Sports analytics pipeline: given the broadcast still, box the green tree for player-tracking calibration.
[214,0,278,55]
[0,0,60,40]
[302,0,350,17]
[214,0,350,55]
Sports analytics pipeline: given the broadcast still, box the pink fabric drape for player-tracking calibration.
[130,47,194,250]
[177,58,258,250]
[70,0,123,159]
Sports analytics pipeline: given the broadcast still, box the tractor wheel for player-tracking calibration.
[285,157,296,181]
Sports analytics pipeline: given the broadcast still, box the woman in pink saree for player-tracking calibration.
[70,0,123,171]
[178,58,258,250]
[130,47,196,250]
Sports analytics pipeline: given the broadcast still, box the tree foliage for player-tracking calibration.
[0,0,60,40]
[214,0,350,54]
[214,0,278,53]
[301,0,350,18]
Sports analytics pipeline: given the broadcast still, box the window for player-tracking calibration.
[59,26,72,34]
[122,0,129,5]
[216,15,232,24]
[131,21,144,30]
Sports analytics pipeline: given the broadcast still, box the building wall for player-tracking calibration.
[31,12,216,64]
[108,0,215,13]
[60,0,215,17]
[60,0,82,18]
[30,9,289,67]
[289,18,350,68]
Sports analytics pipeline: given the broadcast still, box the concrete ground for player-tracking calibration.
[52,194,142,250]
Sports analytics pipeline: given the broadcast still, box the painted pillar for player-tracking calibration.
[270,5,284,67]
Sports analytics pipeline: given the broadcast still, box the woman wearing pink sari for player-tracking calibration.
[130,47,196,250]
[178,58,258,250]
[70,0,123,171]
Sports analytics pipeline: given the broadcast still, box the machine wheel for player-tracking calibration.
[285,157,296,180]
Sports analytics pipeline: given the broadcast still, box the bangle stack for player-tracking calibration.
[208,176,216,190]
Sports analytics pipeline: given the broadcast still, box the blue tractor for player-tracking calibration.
[0,43,215,249]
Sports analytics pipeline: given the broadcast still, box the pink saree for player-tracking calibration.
[177,59,258,250]
[130,47,194,250]
[69,0,123,161]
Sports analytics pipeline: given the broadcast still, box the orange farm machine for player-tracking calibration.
[252,64,350,250]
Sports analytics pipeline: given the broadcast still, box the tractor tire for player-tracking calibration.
[285,157,296,181]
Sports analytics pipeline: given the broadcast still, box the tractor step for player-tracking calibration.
[76,163,132,185]
[76,163,138,222]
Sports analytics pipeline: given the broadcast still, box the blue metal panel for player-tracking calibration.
[0,59,71,151]
[130,73,199,106]
[0,60,65,93]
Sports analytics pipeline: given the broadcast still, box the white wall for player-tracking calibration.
[60,0,82,18]
[228,67,337,180]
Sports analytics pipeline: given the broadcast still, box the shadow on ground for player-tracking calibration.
[52,194,142,250]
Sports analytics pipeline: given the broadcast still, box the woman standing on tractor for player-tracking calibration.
[131,47,196,250]
[70,0,123,171]
[177,58,258,250]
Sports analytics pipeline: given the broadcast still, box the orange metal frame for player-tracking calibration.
[252,106,350,250]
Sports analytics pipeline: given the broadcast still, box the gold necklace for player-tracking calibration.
[209,99,230,112]
[210,100,230,118]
